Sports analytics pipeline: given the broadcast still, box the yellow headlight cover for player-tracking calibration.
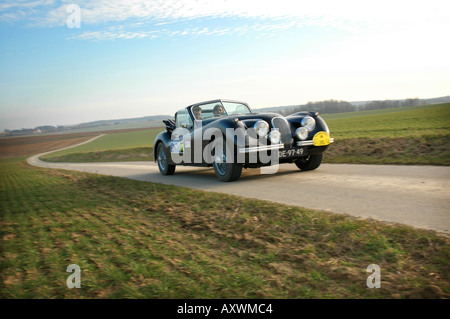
[313,131,331,146]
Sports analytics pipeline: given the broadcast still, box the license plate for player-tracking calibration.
[278,147,307,159]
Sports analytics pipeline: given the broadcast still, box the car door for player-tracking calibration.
[170,109,193,164]
[189,102,225,164]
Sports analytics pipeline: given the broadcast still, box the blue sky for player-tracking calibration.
[0,0,449,130]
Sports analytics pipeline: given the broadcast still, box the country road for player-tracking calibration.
[27,139,450,235]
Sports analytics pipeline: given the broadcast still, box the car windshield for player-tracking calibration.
[190,101,251,120]
[222,102,251,115]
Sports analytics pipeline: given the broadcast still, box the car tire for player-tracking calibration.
[294,154,323,171]
[157,143,176,175]
[213,146,242,182]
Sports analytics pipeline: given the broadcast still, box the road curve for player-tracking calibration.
[27,140,450,235]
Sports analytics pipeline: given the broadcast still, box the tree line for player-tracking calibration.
[277,98,422,116]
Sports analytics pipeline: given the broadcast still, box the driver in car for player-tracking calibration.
[192,105,202,120]
[192,105,203,129]
[213,104,224,117]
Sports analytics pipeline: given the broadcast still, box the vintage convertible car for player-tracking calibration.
[153,99,334,182]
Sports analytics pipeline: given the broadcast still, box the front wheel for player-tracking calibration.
[294,154,323,171]
[213,148,242,182]
[157,143,176,175]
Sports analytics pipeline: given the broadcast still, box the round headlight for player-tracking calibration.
[254,120,269,137]
[301,116,316,131]
[269,129,281,144]
[295,127,308,140]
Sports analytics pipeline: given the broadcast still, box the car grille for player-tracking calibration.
[272,117,292,148]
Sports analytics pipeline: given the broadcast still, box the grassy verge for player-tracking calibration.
[324,134,450,165]
[1,157,449,298]
[43,147,153,163]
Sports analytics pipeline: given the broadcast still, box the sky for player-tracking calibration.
[0,0,449,130]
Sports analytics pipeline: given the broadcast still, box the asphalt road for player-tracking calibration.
[27,140,450,235]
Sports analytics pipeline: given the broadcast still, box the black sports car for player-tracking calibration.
[154,99,334,181]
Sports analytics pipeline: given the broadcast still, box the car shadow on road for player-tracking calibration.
[128,164,315,187]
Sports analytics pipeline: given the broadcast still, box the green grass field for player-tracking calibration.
[41,129,160,163]
[41,129,160,158]
[322,103,450,139]
[322,103,450,165]
[1,156,449,298]
[41,103,450,165]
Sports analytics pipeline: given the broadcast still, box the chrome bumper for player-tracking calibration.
[238,137,334,153]
[238,144,284,154]
[296,138,334,147]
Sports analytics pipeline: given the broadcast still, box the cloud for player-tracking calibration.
[70,16,324,41]
[38,0,450,25]
[1,0,449,40]
[0,0,55,11]
[0,0,56,22]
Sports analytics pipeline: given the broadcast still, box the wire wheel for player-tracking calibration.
[213,145,242,182]
[157,143,175,175]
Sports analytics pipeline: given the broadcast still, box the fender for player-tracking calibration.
[153,131,174,164]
